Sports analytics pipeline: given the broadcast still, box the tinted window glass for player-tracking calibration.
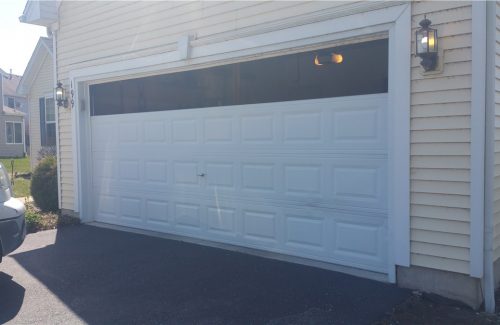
[90,39,388,116]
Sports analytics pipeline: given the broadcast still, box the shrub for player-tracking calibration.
[37,146,57,161]
[25,204,42,233]
[31,156,58,211]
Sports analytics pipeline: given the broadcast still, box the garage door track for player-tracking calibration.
[0,225,409,324]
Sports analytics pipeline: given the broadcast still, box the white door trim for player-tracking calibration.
[69,4,411,281]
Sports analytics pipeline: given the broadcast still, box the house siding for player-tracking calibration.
[56,1,473,274]
[493,1,500,262]
[410,1,472,275]
[27,52,53,170]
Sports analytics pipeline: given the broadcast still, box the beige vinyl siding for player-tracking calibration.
[493,1,500,261]
[410,1,472,274]
[28,53,53,170]
[55,1,474,274]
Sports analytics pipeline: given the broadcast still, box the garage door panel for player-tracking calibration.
[145,199,170,226]
[91,94,389,273]
[330,159,388,209]
[174,202,202,231]
[333,213,387,270]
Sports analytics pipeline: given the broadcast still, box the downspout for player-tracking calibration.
[483,0,496,313]
[50,24,62,211]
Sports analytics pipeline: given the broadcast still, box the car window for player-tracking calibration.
[0,164,11,189]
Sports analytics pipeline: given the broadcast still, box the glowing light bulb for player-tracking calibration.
[314,55,323,66]
[331,53,343,64]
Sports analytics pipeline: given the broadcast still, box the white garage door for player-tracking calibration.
[90,93,388,273]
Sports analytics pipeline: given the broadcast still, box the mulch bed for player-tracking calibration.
[25,203,80,234]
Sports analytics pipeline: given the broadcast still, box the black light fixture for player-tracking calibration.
[55,81,68,108]
[416,16,438,71]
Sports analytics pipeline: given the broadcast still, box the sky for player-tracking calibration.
[0,0,47,76]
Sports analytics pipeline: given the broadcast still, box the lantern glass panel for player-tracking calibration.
[427,29,437,53]
[416,29,429,54]
[56,87,64,101]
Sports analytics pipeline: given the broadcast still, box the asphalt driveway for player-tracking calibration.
[0,225,409,324]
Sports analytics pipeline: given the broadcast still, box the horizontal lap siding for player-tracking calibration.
[28,54,53,170]
[410,1,472,274]
[493,1,500,261]
[56,1,473,273]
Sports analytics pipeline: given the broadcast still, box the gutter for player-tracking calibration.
[50,25,62,211]
[483,0,496,313]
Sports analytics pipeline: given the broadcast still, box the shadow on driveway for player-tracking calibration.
[0,272,25,323]
[6,225,409,324]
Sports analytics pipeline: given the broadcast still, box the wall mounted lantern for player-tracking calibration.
[55,81,68,108]
[416,17,438,71]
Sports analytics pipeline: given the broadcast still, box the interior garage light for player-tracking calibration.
[314,53,343,66]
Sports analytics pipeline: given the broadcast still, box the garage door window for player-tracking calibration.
[90,39,388,116]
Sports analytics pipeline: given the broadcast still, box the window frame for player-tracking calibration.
[5,121,23,145]
[7,97,15,108]
[45,97,56,124]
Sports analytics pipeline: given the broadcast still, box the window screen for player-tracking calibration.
[90,39,388,116]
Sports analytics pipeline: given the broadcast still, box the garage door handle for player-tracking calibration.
[197,173,206,177]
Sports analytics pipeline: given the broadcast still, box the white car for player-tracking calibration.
[0,163,26,262]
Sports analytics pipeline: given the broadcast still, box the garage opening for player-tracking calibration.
[88,38,390,273]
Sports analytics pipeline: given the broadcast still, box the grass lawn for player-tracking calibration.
[0,156,31,198]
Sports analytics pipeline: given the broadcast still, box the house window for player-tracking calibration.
[6,122,23,144]
[90,39,388,116]
[45,98,56,146]
[40,97,56,146]
[7,97,15,108]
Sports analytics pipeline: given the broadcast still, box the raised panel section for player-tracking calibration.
[207,206,236,234]
[243,210,276,241]
[174,203,201,229]
[283,111,322,142]
[143,121,165,142]
[332,161,386,208]
[241,114,274,142]
[284,165,321,195]
[146,200,169,224]
[118,122,139,143]
[172,119,197,143]
[173,162,198,185]
[285,214,325,250]
[242,163,274,191]
[332,104,385,147]
[120,197,142,220]
[206,163,234,188]
[96,195,116,216]
[145,161,167,183]
[119,161,140,181]
[334,221,383,259]
[204,117,232,143]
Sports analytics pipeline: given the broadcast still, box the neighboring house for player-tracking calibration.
[0,71,26,158]
[17,37,55,170]
[19,0,500,311]
[0,69,29,147]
